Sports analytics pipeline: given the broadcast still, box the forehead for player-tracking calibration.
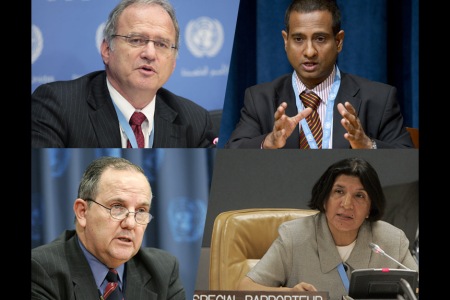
[333,174,363,188]
[117,3,176,41]
[288,10,334,35]
[97,168,151,202]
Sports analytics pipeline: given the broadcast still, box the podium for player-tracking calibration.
[194,290,329,300]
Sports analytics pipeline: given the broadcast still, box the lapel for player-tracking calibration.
[332,72,361,149]
[153,94,188,148]
[316,213,344,274]
[65,232,101,300]
[345,220,372,271]
[86,72,122,148]
[124,255,158,300]
[274,75,300,149]
[316,213,373,274]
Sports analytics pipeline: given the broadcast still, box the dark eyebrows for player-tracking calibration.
[333,183,366,191]
[290,31,331,38]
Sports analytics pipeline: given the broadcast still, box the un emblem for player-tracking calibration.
[185,16,224,58]
[167,197,207,242]
[307,134,314,141]
[95,22,106,54]
[32,24,43,64]
[324,122,331,129]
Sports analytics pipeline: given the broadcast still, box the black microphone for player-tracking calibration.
[206,131,218,146]
[369,243,410,270]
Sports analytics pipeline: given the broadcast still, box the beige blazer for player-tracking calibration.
[247,212,418,300]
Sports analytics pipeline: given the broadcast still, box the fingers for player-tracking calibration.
[292,282,318,291]
[292,107,313,124]
[338,102,361,133]
[302,282,318,291]
[274,102,288,121]
[266,103,311,149]
[337,102,372,148]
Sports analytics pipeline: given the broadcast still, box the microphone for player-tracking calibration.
[206,131,218,146]
[369,243,410,270]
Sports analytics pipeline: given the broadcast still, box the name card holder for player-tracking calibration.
[194,290,329,300]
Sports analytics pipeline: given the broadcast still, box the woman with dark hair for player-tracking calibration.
[237,158,418,300]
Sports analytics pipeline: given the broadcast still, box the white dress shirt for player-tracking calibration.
[294,64,336,148]
[106,77,155,148]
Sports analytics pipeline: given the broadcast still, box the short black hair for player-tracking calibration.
[307,158,386,222]
[284,0,341,36]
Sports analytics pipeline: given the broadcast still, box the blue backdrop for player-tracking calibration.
[31,0,240,111]
[218,0,419,148]
[31,148,216,300]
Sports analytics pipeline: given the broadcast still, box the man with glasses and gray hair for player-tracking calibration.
[31,156,186,300]
[32,0,213,148]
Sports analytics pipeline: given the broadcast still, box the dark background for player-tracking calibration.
[218,0,419,148]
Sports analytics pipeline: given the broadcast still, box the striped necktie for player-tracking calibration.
[299,91,323,149]
[126,112,146,148]
[103,268,123,300]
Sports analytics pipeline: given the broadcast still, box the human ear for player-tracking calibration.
[73,199,88,228]
[335,30,345,53]
[100,39,111,65]
[282,30,288,51]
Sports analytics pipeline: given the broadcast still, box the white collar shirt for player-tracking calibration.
[294,64,336,148]
[106,77,156,148]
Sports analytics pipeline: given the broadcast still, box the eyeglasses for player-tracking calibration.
[112,34,177,55]
[84,198,153,225]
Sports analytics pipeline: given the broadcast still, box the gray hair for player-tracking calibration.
[103,0,180,57]
[74,156,151,224]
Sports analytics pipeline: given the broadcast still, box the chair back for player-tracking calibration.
[406,127,419,149]
[209,208,319,290]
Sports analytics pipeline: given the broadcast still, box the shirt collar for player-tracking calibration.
[77,237,125,289]
[106,76,156,124]
[295,64,336,104]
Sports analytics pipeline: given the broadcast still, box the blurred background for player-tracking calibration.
[31,148,216,299]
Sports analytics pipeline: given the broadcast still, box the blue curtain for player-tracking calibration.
[31,148,215,300]
[218,0,419,148]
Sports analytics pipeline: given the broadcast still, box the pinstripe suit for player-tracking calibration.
[31,230,186,300]
[31,71,214,148]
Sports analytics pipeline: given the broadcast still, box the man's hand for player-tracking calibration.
[337,102,373,149]
[263,102,312,149]
[291,282,318,292]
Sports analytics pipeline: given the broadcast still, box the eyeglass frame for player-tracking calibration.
[111,34,177,53]
[84,198,153,225]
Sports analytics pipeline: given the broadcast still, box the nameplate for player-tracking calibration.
[194,290,329,300]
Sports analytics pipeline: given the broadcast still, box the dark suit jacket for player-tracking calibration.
[224,72,414,149]
[31,230,186,300]
[32,71,213,148]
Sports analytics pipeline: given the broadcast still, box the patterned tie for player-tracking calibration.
[103,268,123,300]
[299,91,323,149]
[126,112,146,148]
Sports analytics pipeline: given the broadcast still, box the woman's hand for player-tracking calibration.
[291,282,318,292]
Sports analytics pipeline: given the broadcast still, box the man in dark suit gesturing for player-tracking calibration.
[31,157,186,300]
[32,0,213,148]
[225,0,414,149]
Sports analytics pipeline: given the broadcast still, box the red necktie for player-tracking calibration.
[299,91,323,149]
[103,268,123,300]
[126,112,146,148]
